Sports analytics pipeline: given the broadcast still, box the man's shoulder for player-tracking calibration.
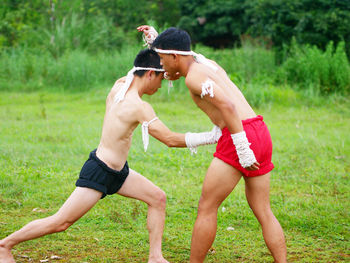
[186,65,209,88]
[124,98,153,116]
[111,77,126,91]
[139,100,155,113]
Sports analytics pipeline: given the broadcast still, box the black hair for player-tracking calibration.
[133,49,162,77]
[152,27,191,51]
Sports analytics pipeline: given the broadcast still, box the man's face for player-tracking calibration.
[146,72,164,95]
[158,53,178,75]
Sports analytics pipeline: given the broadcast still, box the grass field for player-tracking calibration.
[0,89,349,262]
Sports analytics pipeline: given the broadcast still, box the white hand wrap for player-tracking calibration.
[231,131,257,168]
[142,26,158,47]
[185,126,222,154]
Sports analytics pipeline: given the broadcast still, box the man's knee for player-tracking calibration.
[251,206,276,224]
[149,189,166,209]
[50,215,74,233]
[197,195,218,215]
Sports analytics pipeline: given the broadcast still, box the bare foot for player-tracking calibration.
[0,244,15,263]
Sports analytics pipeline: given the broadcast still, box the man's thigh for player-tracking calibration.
[199,158,243,209]
[56,187,102,222]
[116,168,163,205]
[243,173,272,213]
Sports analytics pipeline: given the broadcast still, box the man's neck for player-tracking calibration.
[179,56,195,77]
[129,77,145,98]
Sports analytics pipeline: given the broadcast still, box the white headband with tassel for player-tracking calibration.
[114,66,165,103]
[153,48,218,72]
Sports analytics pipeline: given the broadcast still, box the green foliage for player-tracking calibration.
[1,0,349,59]
[1,42,349,96]
[0,46,140,92]
[279,40,350,94]
[178,0,249,47]
[177,0,350,56]
[246,0,350,54]
[0,0,180,51]
[39,13,131,57]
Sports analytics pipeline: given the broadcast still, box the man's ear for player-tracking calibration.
[147,70,153,79]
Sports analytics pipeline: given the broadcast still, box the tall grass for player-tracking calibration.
[17,13,136,58]
[279,40,350,94]
[0,39,349,102]
[0,46,140,92]
[195,42,277,85]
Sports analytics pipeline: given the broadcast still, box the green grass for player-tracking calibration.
[0,90,349,262]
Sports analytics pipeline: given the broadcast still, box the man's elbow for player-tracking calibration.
[164,134,178,148]
[165,138,177,148]
[221,100,236,113]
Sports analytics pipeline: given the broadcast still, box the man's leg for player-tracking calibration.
[0,187,102,263]
[117,169,168,263]
[244,173,287,263]
[190,158,242,263]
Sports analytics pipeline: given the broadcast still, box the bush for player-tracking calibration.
[279,40,350,94]
[0,45,140,92]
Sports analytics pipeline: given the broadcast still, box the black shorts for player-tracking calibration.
[75,149,129,199]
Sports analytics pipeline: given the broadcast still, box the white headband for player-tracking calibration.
[153,48,218,72]
[153,48,194,56]
[114,66,165,104]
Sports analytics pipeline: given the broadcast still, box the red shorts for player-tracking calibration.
[214,115,274,177]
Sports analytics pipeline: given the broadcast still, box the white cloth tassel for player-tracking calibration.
[168,81,173,94]
[201,79,215,98]
[163,72,173,94]
[142,117,159,151]
[114,69,135,104]
[192,52,218,72]
[114,67,165,104]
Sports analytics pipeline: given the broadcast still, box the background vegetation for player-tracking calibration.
[0,0,349,96]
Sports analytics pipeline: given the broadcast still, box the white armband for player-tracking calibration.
[201,79,215,98]
[185,126,222,154]
[142,117,159,152]
[231,131,257,168]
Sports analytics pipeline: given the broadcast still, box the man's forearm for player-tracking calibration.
[163,133,187,148]
[220,102,243,134]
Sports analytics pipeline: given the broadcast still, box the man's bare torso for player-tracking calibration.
[187,61,256,129]
[96,78,142,171]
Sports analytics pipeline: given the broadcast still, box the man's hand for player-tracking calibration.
[245,162,260,171]
[137,25,152,35]
[137,25,158,47]
[164,72,181,81]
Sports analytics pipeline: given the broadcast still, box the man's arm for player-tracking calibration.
[139,102,220,151]
[138,101,185,148]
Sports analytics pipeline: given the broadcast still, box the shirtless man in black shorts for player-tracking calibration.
[0,49,221,263]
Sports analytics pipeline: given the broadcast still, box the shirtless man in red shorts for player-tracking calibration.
[138,26,287,263]
[0,49,220,263]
